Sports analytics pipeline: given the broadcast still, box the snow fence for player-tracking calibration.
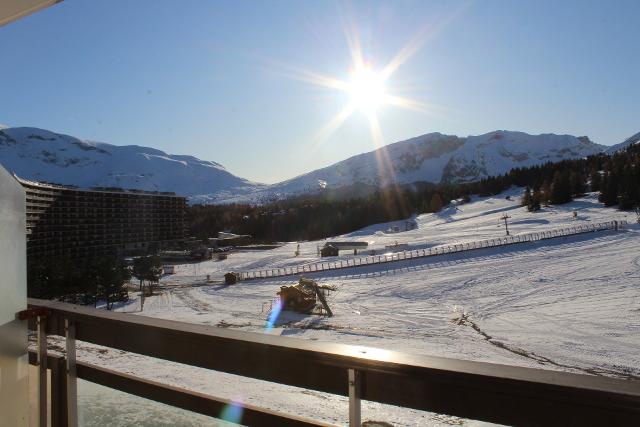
[237,220,628,281]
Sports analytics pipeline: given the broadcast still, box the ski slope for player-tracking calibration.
[73,190,639,426]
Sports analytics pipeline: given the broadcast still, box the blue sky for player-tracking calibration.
[1,0,638,183]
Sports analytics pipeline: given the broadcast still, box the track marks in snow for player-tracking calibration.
[456,312,640,380]
[170,289,212,314]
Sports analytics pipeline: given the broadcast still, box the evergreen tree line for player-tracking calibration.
[28,255,162,309]
[188,144,640,242]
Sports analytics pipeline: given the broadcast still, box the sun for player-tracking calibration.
[347,66,387,116]
[273,13,447,149]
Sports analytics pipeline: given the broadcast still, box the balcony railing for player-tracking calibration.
[26,298,640,426]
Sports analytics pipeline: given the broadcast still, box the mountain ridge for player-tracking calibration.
[0,126,632,204]
[235,130,606,204]
[0,127,264,197]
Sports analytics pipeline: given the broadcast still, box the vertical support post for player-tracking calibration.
[65,319,78,427]
[51,356,68,427]
[37,315,47,427]
[348,369,361,427]
[140,283,145,312]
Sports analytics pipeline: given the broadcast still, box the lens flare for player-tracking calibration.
[265,298,283,331]
[219,398,244,424]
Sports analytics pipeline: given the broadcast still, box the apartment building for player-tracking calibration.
[16,176,187,259]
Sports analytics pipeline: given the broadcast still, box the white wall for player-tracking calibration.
[0,164,29,426]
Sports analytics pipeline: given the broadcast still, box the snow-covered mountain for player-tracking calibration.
[0,127,264,197]
[605,131,640,154]
[254,130,606,199]
[1,126,632,203]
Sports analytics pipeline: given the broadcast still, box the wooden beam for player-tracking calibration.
[49,356,68,427]
[29,352,330,427]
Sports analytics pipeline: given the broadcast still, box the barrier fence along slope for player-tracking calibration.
[237,220,627,281]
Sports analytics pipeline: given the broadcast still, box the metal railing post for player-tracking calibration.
[37,315,47,427]
[65,319,78,427]
[348,369,361,427]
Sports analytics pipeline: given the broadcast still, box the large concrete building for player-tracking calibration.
[17,176,187,259]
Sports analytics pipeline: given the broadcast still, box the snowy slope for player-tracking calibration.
[200,130,609,203]
[50,190,639,426]
[440,131,602,182]
[605,131,640,154]
[0,127,264,196]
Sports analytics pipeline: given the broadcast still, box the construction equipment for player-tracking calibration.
[277,277,333,316]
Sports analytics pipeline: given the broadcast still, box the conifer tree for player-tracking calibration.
[540,180,552,204]
[598,172,619,206]
[429,193,444,212]
[569,171,586,196]
[529,190,542,211]
[521,187,532,207]
[550,170,572,204]
[589,170,602,192]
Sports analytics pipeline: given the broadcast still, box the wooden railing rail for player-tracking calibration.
[27,298,640,426]
[27,352,326,427]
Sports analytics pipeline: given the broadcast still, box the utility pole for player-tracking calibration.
[500,213,511,236]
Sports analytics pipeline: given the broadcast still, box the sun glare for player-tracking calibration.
[347,67,387,116]
[274,9,454,151]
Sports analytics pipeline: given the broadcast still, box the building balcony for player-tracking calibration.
[15,298,640,427]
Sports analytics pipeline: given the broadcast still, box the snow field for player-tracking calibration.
[77,190,639,425]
